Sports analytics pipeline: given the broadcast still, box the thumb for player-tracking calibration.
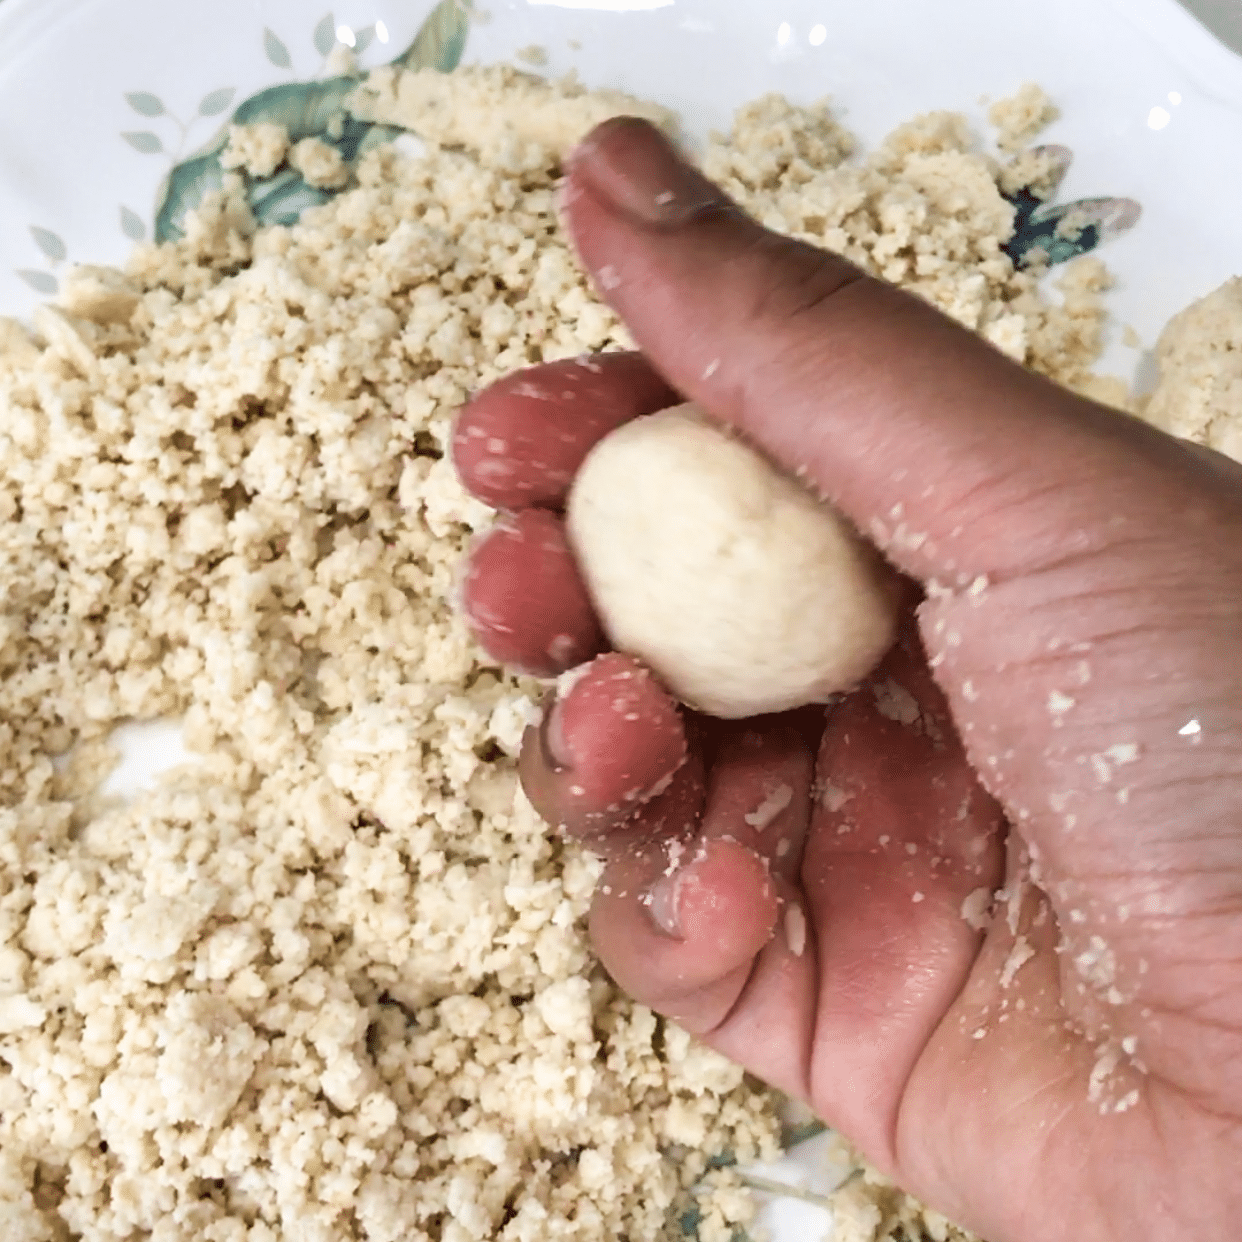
[562,120,1242,1090]
[562,118,1230,589]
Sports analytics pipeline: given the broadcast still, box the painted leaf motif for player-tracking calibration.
[348,121,406,163]
[199,87,237,117]
[124,90,165,117]
[313,12,337,57]
[783,1119,828,1147]
[1006,196,1141,267]
[353,25,374,55]
[29,226,67,263]
[391,0,470,72]
[233,79,357,142]
[248,167,333,227]
[119,205,147,241]
[263,27,293,69]
[122,130,164,154]
[16,269,58,295]
[154,153,224,243]
[1002,144,1073,223]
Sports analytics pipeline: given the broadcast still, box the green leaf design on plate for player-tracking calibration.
[152,1,471,242]
[124,90,165,117]
[248,166,335,227]
[1005,195,1141,268]
[233,77,357,138]
[392,0,470,72]
[677,1202,750,1242]
[29,225,66,263]
[354,25,375,55]
[1022,143,1073,202]
[16,269,57,295]
[199,87,237,117]
[154,152,225,242]
[783,1119,829,1148]
[313,12,338,57]
[119,205,146,242]
[1000,145,1139,268]
[263,27,293,69]
[122,130,164,154]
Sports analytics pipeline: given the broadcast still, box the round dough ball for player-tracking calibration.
[566,403,898,719]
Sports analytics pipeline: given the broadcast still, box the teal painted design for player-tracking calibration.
[29,226,67,263]
[15,225,68,296]
[1003,145,1141,267]
[675,1117,833,1237]
[138,0,471,243]
[16,269,57,295]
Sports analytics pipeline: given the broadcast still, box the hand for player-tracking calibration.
[453,119,1242,1242]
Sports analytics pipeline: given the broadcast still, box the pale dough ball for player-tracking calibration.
[566,403,898,719]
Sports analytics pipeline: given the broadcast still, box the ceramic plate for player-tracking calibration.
[2,0,1241,1235]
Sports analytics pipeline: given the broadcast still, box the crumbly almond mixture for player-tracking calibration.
[291,136,351,190]
[1141,275,1242,461]
[700,93,1110,396]
[351,63,674,167]
[0,73,781,1242]
[830,1158,981,1242]
[220,122,291,179]
[0,65,1137,1242]
[987,82,1059,154]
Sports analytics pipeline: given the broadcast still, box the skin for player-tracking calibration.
[453,118,1242,1242]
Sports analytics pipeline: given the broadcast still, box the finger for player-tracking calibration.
[462,509,605,676]
[562,118,1239,588]
[453,353,678,510]
[517,652,691,838]
[589,723,820,1097]
[591,837,782,1033]
[800,626,1007,1162]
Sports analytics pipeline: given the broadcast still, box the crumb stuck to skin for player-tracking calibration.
[784,904,808,957]
[744,782,793,829]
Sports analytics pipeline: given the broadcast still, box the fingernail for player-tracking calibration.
[540,692,574,771]
[568,117,730,227]
[645,870,684,939]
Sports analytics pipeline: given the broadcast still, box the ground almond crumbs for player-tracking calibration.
[0,68,1128,1241]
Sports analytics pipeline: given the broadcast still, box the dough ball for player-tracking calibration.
[566,403,898,719]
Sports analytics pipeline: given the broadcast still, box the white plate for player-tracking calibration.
[2,0,1241,1236]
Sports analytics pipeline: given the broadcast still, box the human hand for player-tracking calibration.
[454,119,1242,1242]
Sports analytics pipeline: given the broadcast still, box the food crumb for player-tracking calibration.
[988,82,1060,153]
[784,904,808,957]
[219,120,289,177]
[960,886,994,931]
[289,134,349,188]
[515,42,549,66]
[744,782,793,829]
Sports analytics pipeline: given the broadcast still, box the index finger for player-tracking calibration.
[452,351,678,511]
